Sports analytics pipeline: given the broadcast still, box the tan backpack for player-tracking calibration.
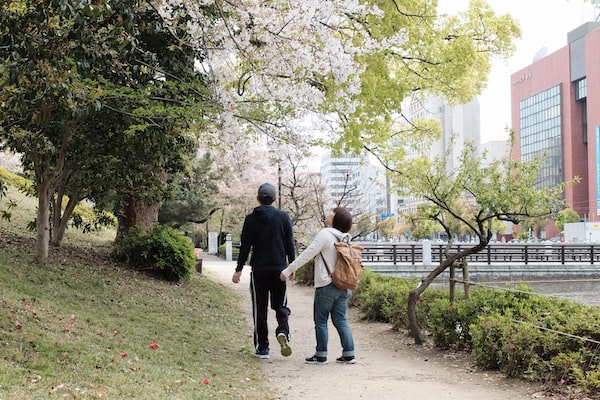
[320,235,364,290]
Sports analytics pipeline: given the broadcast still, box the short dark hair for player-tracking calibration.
[258,196,275,205]
[332,207,352,233]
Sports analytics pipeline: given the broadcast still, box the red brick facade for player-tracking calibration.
[511,24,600,225]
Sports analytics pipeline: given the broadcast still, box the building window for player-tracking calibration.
[519,84,562,189]
[575,78,588,144]
[576,78,587,100]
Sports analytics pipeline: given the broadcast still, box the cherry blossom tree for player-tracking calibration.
[159,0,406,145]
[0,0,522,265]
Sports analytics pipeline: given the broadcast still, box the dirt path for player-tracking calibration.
[202,257,553,400]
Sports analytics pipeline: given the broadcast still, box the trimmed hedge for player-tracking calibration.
[351,272,600,395]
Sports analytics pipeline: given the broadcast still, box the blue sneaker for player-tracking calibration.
[277,333,292,357]
[255,349,270,359]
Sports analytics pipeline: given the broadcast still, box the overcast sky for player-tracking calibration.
[439,0,598,143]
[306,1,598,169]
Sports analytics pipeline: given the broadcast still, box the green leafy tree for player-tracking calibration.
[0,1,208,262]
[354,214,376,240]
[407,206,437,240]
[555,208,581,232]
[491,218,507,239]
[392,140,569,343]
[378,216,397,240]
[321,0,520,156]
[158,152,220,228]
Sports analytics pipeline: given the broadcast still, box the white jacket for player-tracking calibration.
[282,227,350,288]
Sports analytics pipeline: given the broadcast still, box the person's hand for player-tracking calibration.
[280,272,295,281]
[232,271,242,284]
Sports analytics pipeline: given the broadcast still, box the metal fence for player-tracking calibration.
[360,242,600,265]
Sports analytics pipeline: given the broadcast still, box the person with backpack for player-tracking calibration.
[233,183,295,359]
[279,207,356,365]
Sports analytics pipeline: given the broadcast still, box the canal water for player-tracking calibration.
[477,278,600,307]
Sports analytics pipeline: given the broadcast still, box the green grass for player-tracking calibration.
[0,183,271,399]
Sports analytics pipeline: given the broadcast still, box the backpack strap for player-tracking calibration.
[319,232,352,277]
[320,253,332,277]
[339,233,352,244]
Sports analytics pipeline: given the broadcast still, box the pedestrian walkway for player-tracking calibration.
[202,255,550,400]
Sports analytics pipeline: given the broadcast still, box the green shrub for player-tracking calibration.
[217,242,240,260]
[470,313,515,370]
[350,270,445,332]
[0,167,31,190]
[352,272,600,395]
[349,267,377,305]
[428,297,467,350]
[71,207,116,232]
[400,286,447,332]
[114,224,195,281]
[294,258,315,286]
[350,270,406,322]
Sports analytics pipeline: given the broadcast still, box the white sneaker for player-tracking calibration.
[277,333,292,357]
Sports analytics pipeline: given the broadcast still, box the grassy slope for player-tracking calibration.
[0,183,271,400]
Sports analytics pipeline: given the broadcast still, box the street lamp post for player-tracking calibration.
[278,160,282,210]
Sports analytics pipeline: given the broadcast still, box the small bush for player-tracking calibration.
[114,224,195,281]
[350,270,445,332]
[470,313,514,370]
[428,297,468,350]
[294,258,315,286]
[0,168,31,190]
[355,274,600,395]
[71,207,117,232]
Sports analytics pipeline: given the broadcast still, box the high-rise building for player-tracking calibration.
[319,151,387,218]
[396,96,482,215]
[318,97,483,225]
[510,21,600,222]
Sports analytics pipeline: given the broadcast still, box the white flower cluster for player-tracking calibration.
[158,0,407,142]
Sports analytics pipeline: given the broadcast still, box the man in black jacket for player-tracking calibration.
[232,183,295,359]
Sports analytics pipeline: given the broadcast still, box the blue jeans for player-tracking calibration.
[313,283,354,358]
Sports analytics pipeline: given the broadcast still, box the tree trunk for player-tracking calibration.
[407,261,450,344]
[34,180,51,264]
[115,195,160,242]
[51,193,79,246]
[407,242,488,344]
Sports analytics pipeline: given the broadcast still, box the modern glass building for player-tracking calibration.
[511,21,600,224]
